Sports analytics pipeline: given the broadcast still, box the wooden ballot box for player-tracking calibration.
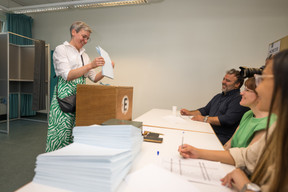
[75,84,133,126]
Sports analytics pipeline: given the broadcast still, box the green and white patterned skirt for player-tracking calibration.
[45,76,85,152]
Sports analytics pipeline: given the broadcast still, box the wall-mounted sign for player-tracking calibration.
[268,40,281,55]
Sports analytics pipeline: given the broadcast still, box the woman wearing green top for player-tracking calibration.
[223,77,274,149]
[178,77,277,159]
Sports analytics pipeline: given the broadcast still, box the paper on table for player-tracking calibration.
[73,125,143,151]
[124,164,200,192]
[38,143,128,157]
[161,157,226,186]
[33,143,134,192]
[31,124,143,192]
[96,46,114,79]
[162,115,187,125]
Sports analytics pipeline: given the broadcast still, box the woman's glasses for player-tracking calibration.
[81,34,91,42]
[254,74,274,86]
[243,87,254,93]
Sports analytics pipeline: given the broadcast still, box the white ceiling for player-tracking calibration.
[0,0,75,9]
[0,0,153,14]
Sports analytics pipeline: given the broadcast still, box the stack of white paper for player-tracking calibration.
[33,125,142,192]
[73,125,142,158]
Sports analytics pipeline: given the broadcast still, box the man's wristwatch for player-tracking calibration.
[203,115,209,123]
[240,183,261,192]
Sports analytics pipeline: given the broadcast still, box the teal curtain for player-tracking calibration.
[7,13,35,116]
[50,50,56,103]
[7,13,33,45]
[21,94,36,116]
[9,94,18,119]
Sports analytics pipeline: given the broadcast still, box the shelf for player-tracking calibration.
[9,79,34,82]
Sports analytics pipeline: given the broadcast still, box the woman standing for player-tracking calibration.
[46,21,111,152]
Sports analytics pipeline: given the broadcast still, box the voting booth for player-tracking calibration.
[268,35,288,55]
[76,84,133,126]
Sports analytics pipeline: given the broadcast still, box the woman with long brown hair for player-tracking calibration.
[221,49,288,191]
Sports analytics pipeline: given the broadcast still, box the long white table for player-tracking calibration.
[17,109,235,192]
[135,108,215,134]
[118,126,235,192]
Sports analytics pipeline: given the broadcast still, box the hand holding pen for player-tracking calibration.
[178,144,200,159]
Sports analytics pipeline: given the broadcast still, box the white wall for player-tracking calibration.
[30,0,288,118]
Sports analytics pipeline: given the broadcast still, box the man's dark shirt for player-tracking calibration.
[198,89,249,144]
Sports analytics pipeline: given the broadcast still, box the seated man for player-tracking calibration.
[180,69,249,144]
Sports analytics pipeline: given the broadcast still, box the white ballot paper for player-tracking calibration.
[96,46,114,79]
[162,158,226,186]
[124,164,200,192]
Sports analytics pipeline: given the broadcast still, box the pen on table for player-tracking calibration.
[181,131,184,148]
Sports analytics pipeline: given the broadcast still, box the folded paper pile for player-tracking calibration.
[33,125,143,192]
